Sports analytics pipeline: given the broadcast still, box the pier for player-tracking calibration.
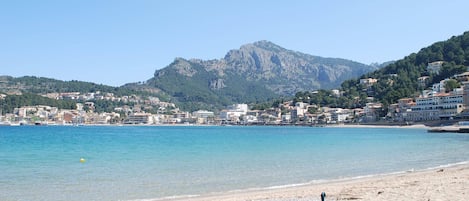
[427,126,469,133]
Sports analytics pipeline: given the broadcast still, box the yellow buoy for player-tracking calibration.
[80,158,86,163]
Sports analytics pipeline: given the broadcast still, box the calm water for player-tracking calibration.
[1,126,468,201]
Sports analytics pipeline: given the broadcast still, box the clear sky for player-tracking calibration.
[1,0,469,86]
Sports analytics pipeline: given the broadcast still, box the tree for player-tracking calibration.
[307,107,318,114]
[444,79,460,92]
[0,93,76,114]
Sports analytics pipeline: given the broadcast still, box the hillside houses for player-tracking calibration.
[388,71,469,122]
[3,60,469,126]
[261,64,469,124]
[403,91,464,121]
[427,61,444,74]
[360,78,378,87]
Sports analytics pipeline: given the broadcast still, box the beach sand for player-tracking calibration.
[161,163,469,201]
[328,124,430,129]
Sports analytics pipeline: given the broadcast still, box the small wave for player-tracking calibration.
[424,160,469,170]
[247,160,469,191]
[125,160,469,201]
[225,182,313,193]
[125,194,200,201]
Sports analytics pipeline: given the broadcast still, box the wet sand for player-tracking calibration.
[160,163,469,201]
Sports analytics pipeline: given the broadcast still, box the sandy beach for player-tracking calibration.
[161,163,469,201]
[327,124,430,129]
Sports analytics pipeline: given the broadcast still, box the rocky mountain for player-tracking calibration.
[133,41,378,111]
[222,41,378,93]
[370,61,395,69]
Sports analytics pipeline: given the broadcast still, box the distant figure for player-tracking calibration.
[321,192,326,201]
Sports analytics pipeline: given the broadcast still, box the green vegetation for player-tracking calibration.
[430,63,467,85]
[444,79,460,92]
[271,31,469,111]
[2,32,469,114]
[0,93,76,114]
[1,76,158,97]
[293,90,366,109]
[353,31,469,106]
[138,41,380,111]
[92,100,133,113]
[0,76,165,114]
[147,59,278,112]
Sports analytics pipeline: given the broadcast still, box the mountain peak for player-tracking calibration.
[238,40,285,53]
[252,40,278,47]
[149,41,376,110]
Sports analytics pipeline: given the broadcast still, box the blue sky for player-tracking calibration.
[1,0,469,86]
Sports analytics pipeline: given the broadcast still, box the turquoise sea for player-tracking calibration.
[1,126,468,201]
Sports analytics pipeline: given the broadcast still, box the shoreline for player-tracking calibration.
[154,162,469,201]
[326,123,429,129]
[1,123,431,129]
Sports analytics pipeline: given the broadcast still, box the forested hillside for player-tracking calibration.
[350,31,469,106]
[4,31,469,113]
[0,76,155,97]
[0,76,161,115]
[0,93,76,114]
[290,31,469,109]
[146,58,278,111]
[143,41,377,111]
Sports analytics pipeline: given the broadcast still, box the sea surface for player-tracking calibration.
[1,126,468,201]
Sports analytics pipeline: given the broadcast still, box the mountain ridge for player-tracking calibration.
[1,41,381,112]
[138,40,378,111]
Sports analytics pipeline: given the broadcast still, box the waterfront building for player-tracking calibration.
[192,110,215,124]
[281,113,292,123]
[363,103,383,122]
[123,113,153,124]
[291,106,306,121]
[405,91,464,121]
[192,110,214,118]
[330,108,352,123]
[219,104,249,123]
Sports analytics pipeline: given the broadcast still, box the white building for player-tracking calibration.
[363,103,383,122]
[291,106,306,120]
[124,113,153,124]
[192,110,215,124]
[330,108,351,123]
[192,110,215,118]
[405,92,464,121]
[454,72,469,82]
[295,102,308,109]
[331,89,341,97]
[220,110,245,122]
[242,115,258,124]
[359,78,378,87]
[432,79,447,93]
[418,76,430,87]
[427,61,444,74]
[227,104,248,113]
[281,113,291,123]
[219,104,249,122]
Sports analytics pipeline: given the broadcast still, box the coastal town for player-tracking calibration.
[1,61,469,127]
[3,2,469,201]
